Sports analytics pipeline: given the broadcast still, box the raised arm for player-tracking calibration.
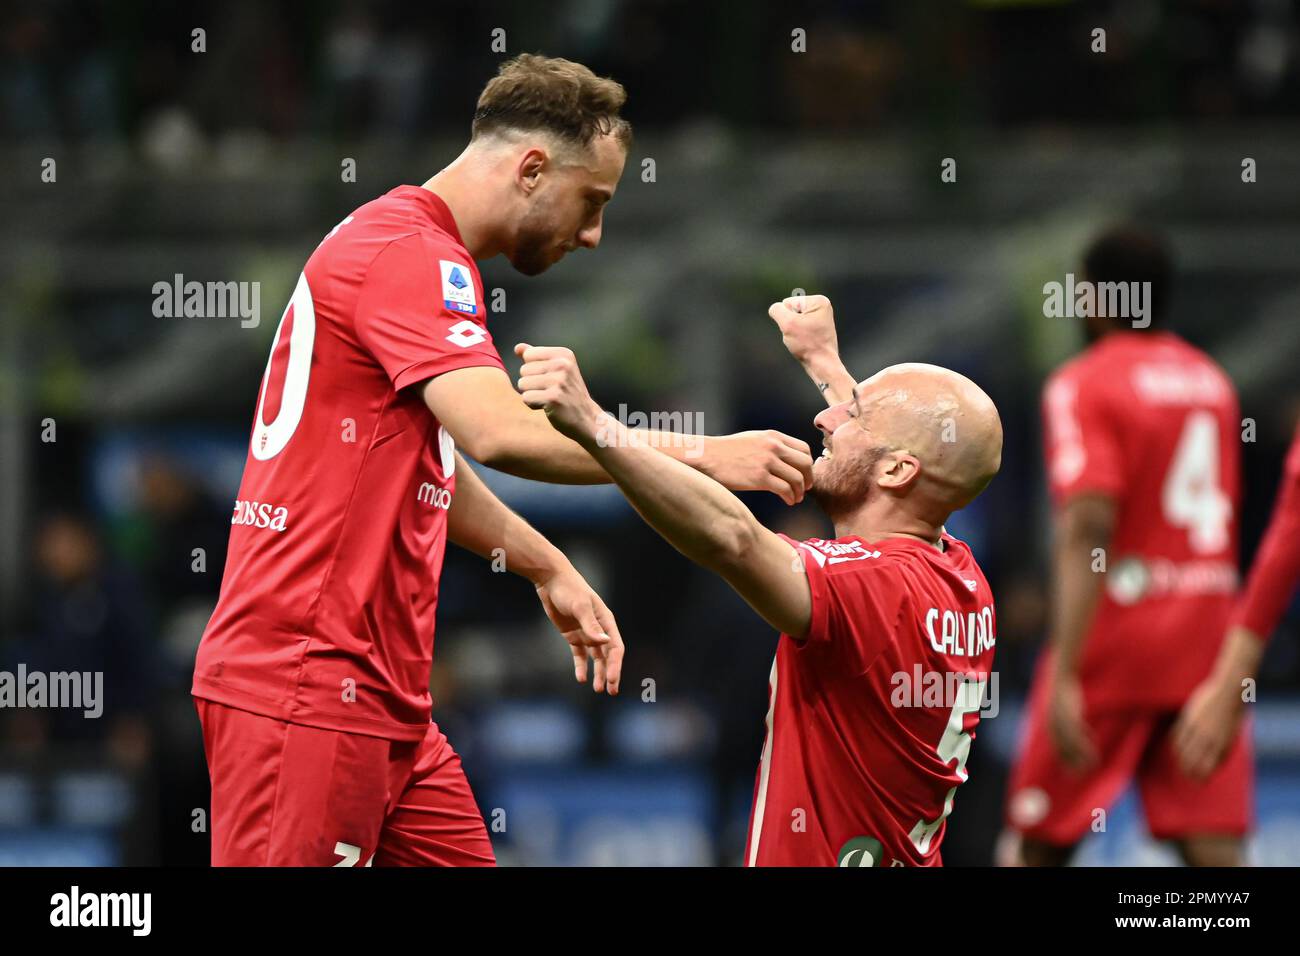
[767,294,857,407]
[422,365,813,503]
[445,450,622,694]
[512,344,812,637]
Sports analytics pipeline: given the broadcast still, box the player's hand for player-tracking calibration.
[534,565,624,696]
[1172,673,1244,780]
[514,343,603,442]
[768,294,840,367]
[698,431,814,506]
[1047,672,1098,770]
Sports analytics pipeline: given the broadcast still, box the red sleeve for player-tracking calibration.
[1041,370,1124,504]
[1232,427,1300,638]
[353,236,505,392]
[781,535,906,675]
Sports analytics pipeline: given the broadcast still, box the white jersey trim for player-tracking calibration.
[747,656,779,866]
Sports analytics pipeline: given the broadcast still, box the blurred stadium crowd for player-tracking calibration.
[5,0,1298,144]
[3,0,1300,865]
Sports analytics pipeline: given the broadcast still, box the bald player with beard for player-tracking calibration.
[513,294,1003,866]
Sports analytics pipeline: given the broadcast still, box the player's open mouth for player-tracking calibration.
[818,447,833,461]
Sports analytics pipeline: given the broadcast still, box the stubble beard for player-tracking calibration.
[510,201,562,276]
[810,445,885,523]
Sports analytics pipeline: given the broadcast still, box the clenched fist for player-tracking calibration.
[768,294,840,366]
[514,342,603,441]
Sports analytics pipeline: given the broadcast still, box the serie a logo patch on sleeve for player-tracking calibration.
[439,260,478,315]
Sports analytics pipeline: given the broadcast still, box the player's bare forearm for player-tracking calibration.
[587,414,810,634]
[514,344,812,636]
[445,452,624,695]
[805,354,858,407]
[1231,486,1300,646]
[422,364,810,500]
[1174,624,1264,778]
[476,406,610,484]
[1209,625,1266,688]
[445,452,570,583]
[477,406,714,485]
[585,410,757,564]
[1049,494,1116,678]
[423,370,606,483]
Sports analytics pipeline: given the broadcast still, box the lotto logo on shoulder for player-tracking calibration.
[446,319,487,348]
[440,260,477,315]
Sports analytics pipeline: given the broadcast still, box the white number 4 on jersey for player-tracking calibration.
[1162,410,1231,554]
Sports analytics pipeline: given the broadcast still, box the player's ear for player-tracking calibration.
[517,147,548,193]
[877,453,921,491]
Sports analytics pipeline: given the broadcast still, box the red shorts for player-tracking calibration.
[195,698,495,866]
[1004,680,1253,846]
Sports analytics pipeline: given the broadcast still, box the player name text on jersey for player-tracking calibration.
[925,605,996,657]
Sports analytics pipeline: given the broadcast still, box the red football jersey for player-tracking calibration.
[744,533,996,867]
[1232,423,1300,639]
[193,186,504,741]
[1041,330,1240,712]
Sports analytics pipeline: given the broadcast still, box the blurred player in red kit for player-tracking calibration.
[515,293,1004,866]
[1003,226,1251,866]
[1174,421,1300,778]
[192,55,813,866]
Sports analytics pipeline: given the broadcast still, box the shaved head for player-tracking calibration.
[861,363,1003,508]
[811,363,1003,530]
